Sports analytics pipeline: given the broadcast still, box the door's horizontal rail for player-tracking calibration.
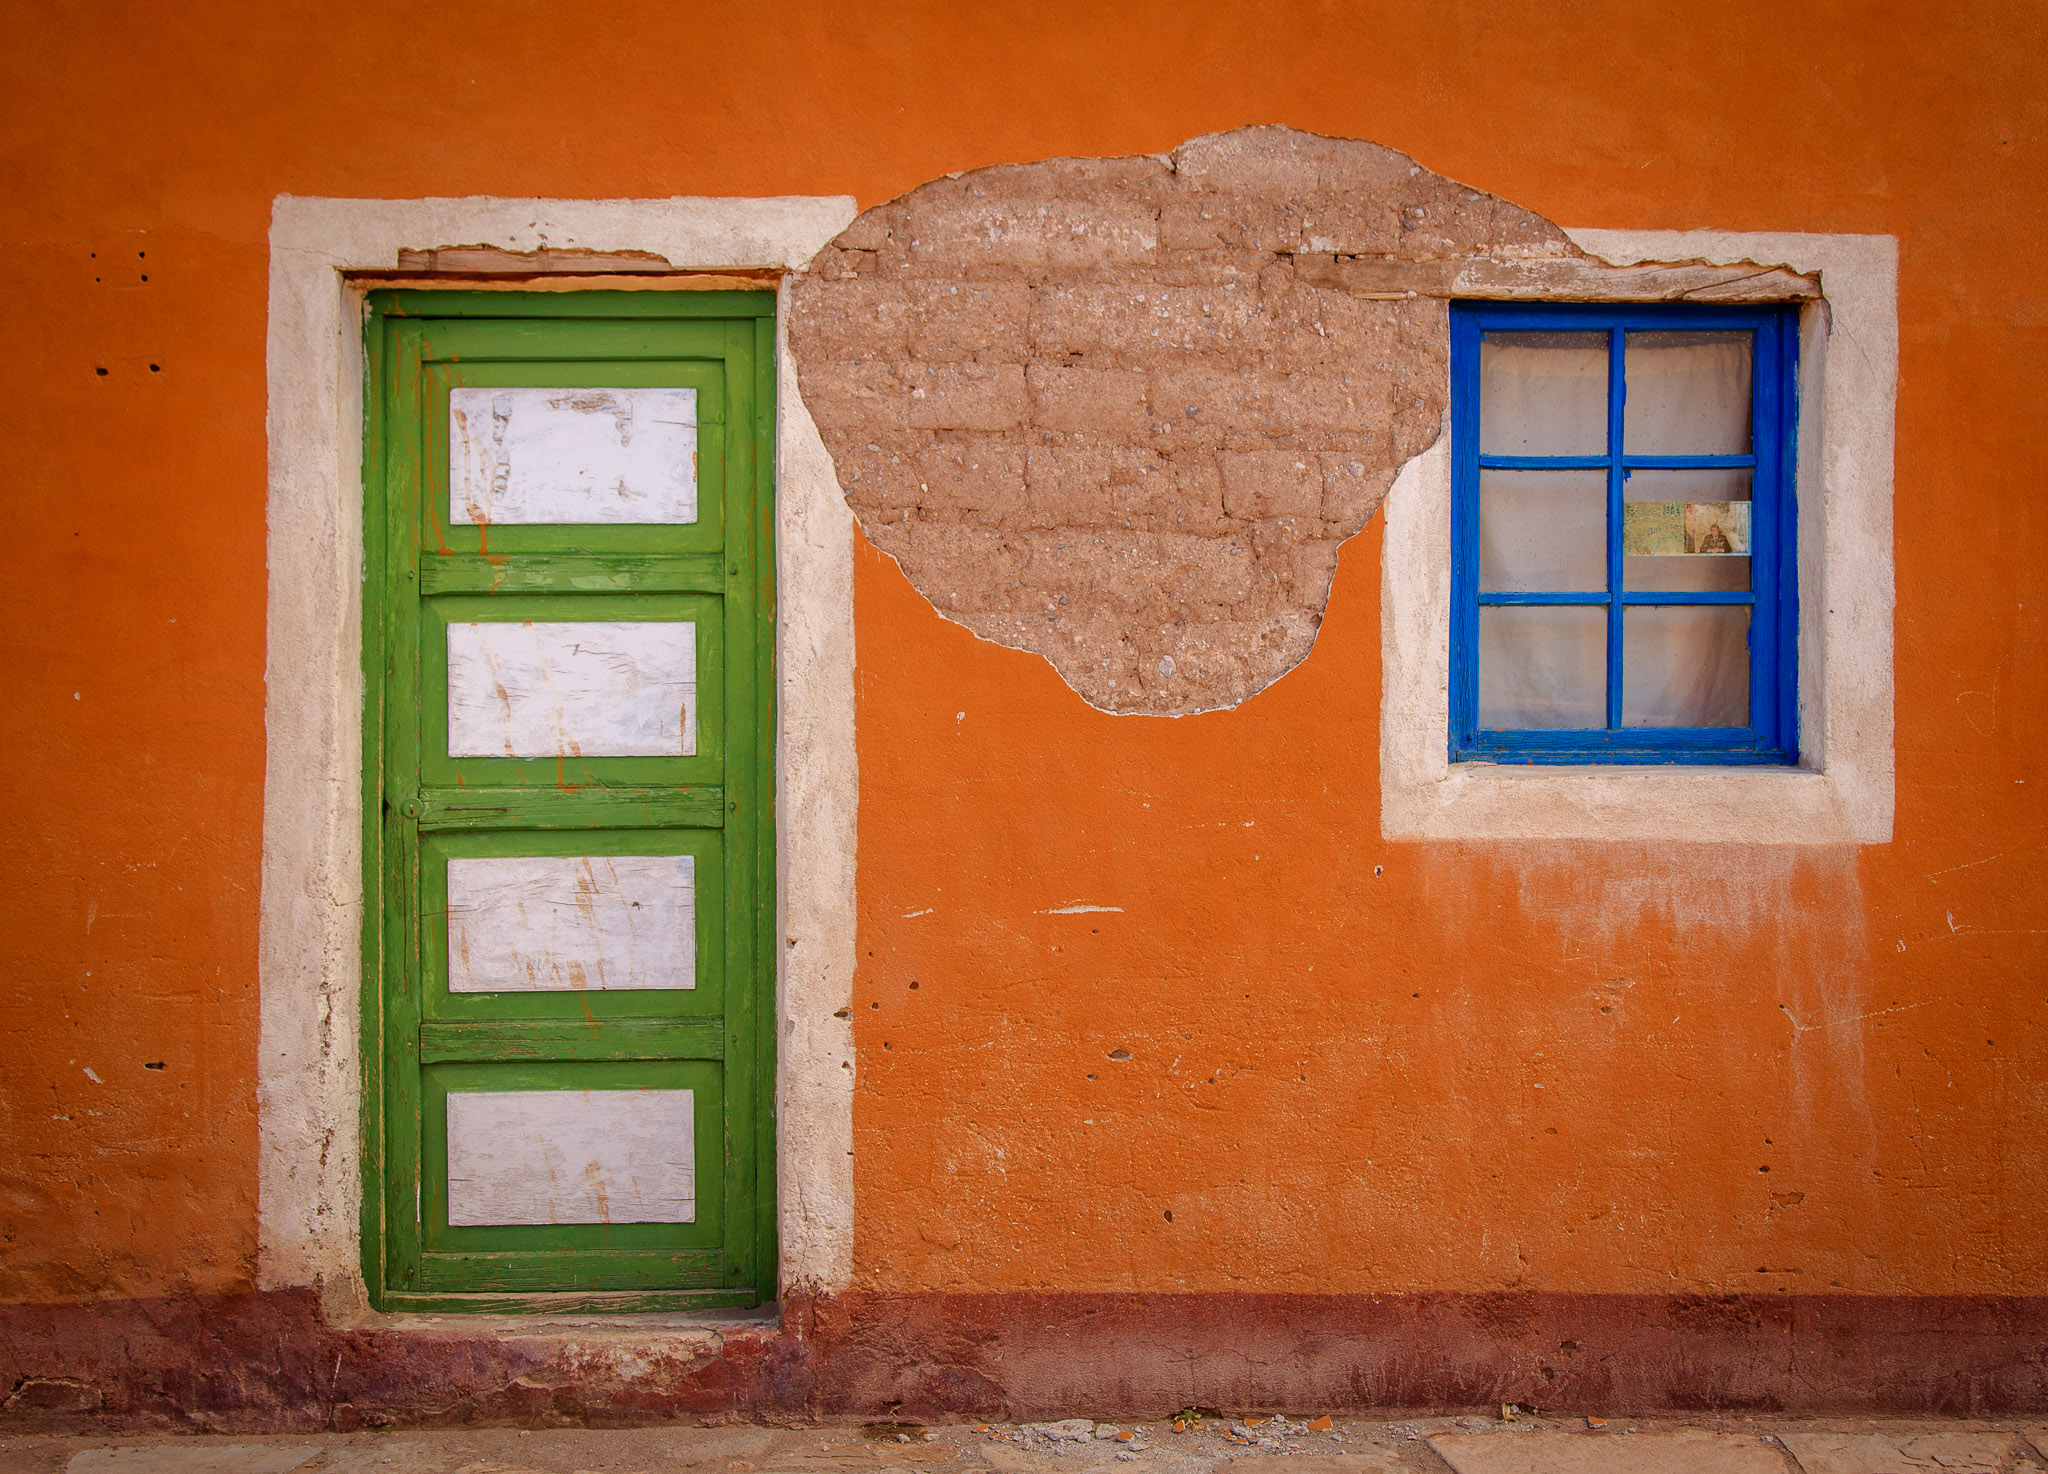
[416,1249,728,1292]
[419,552,726,596]
[376,1288,762,1314]
[419,1017,726,1063]
[415,785,724,831]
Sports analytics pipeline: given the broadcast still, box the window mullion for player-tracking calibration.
[1748,321,1772,744]
[1605,325,1626,731]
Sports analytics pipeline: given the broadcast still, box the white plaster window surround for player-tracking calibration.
[1381,230,1896,844]
[259,195,860,1312]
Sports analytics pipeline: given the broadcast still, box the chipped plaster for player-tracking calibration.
[787,128,1573,716]
[788,127,1820,720]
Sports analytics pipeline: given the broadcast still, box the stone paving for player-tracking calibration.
[1,1415,2042,1474]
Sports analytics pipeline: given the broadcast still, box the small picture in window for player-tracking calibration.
[1623,501,1685,556]
[1683,500,1750,555]
[1623,500,1751,556]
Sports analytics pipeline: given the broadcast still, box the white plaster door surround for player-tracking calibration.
[260,196,859,1309]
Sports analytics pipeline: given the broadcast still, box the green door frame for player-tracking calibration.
[359,289,779,1312]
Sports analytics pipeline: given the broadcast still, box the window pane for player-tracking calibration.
[1479,606,1606,729]
[1622,606,1749,728]
[1480,332,1608,456]
[1480,470,1607,592]
[1623,331,1751,455]
[1623,468,1752,592]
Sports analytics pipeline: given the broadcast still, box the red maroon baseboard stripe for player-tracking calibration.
[2,1290,2044,1431]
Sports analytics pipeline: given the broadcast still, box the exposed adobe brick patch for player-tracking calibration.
[786,125,1575,714]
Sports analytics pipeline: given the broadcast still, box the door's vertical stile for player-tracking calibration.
[383,318,429,1291]
[719,317,756,1288]
[748,310,779,1289]
[724,310,748,1292]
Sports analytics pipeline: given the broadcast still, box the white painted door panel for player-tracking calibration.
[446,1088,696,1226]
[449,386,698,525]
[446,621,696,757]
[446,854,695,993]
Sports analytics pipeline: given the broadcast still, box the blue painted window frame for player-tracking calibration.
[1449,301,1801,765]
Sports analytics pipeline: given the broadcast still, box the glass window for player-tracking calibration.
[1449,303,1798,764]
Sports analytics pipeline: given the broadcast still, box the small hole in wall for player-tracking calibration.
[1374,865,1384,877]
[869,1002,878,1010]
[908,980,918,989]
[143,1061,165,1070]
[149,363,161,373]
[95,367,108,377]
[1163,1210,1174,1222]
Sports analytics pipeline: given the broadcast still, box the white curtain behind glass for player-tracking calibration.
[1477,335,1609,726]
[1622,334,1752,727]
[1475,330,1754,731]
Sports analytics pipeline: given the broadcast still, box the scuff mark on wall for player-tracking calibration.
[788,126,1814,716]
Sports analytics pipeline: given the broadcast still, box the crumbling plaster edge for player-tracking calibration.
[847,536,1298,721]
[1379,229,1897,844]
[258,194,860,1308]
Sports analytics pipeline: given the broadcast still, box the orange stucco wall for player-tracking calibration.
[2,1,2043,1305]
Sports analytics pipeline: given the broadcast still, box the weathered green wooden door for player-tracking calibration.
[361,291,776,1310]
